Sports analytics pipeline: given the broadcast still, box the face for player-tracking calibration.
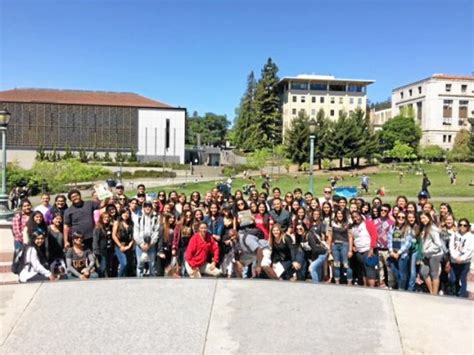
[312,210,321,221]
[294,191,302,200]
[373,199,381,208]
[170,192,178,201]
[163,204,171,213]
[423,204,432,213]
[445,215,454,227]
[250,191,258,200]
[56,197,66,208]
[396,213,406,225]
[70,193,82,205]
[199,224,208,235]
[273,199,281,210]
[273,190,281,199]
[116,187,124,195]
[34,235,46,247]
[297,208,305,219]
[295,225,305,235]
[338,199,347,210]
[250,203,258,212]
[258,204,266,214]
[305,194,313,204]
[439,205,448,215]
[292,201,300,211]
[352,213,362,224]
[118,196,127,204]
[285,194,293,202]
[178,195,186,204]
[74,236,84,246]
[41,195,50,205]
[323,188,332,198]
[210,204,218,215]
[53,215,62,226]
[138,186,145,194]
[310,200,318,209]
[397,198,407,209]
[159,192,166,201]
[407,213,416,225]
[372,208,379,217]
[271,226,281,237]
[205,192,212,201]
[418,197,427,205]
[349,203,358,213]
[361,205,369,213]
[420,214,430,225]
[458,221,470,234]
[237,200,246,210]
[33,214,43,224]
[407,204,416,213]
[169,215,176,225]
[195,210,203,220]
[22,202,32,214]
[336,210,344,221]
[103,214,111,224]
[144,206,152,215]
[323,204,330,213]
[380,206,390,217]
[121,210,130,220]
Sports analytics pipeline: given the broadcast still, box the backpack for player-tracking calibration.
[11,244,30,275]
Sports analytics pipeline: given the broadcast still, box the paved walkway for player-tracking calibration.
[1,279,472,354]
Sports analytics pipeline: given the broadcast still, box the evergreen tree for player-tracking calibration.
[234,71,257,149]
[313,109,329,170]
[349,109,378,167]
[251,58,282,150]
[325,113,353,168]
[285,110,310,165]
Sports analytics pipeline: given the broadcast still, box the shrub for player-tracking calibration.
[321,159,333,170]
[132,170,176,178]
[419,145,445,161]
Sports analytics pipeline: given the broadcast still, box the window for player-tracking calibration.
[292,108,297,115]
[409,89,412,96]
[443,100,453,122]
[461,84,467,93]
[310,83,327,91]
[448,135,452,143]
[301,96,306,103]
[418,86,422,94]
[330,97,335,104]
[330,109,335,116]
[349,98,354,104]
[400,92,404,99]
[311,96,316,103]
[338,110,343,117]
[416,102,422,122]
[459,100,468,119]
[445,84,451,92]
[329,84,346,92]
[320,97,325,103]
[311,109,316,115]
[339,97,343,104]
[443,135,446,143]
[347,84,363,93]
[358,98,362,105]
[292,96,297,103]
[165,119,170,149]
[290,82,308,90]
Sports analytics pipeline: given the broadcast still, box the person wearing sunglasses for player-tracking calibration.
[388,212,414,290]
[448,218,473,297]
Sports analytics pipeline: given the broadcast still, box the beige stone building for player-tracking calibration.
[392,74,473,149]
[369,107,392,130]
[278,74,374,134]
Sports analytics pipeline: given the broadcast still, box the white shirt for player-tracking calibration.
[19,247,51,283]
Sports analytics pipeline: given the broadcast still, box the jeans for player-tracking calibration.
[115,246,129,277]
[67,271,99,279]
[449,262,470,298]
[332,242,353,281]
[309,253,327,283]
[408,250,418,291]
[388,254,409,290]
[135,245,157,277]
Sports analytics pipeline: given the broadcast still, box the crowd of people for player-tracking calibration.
[10,180,473,298]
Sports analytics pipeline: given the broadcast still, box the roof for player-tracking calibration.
[0,88,174,108]
[280,74,374,85]
[393,74,474,91]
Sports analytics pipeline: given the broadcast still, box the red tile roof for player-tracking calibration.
[432,74,474,81]
[0,88,174,108]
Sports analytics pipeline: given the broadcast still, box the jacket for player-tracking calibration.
[422,227,445,258]
[449,231,473,263]
[185,232,220,269]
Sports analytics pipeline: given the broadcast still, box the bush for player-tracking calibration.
[131,170,176,179]
[222,164,257,177]
[419,145,446,161]
[321,159,333,170]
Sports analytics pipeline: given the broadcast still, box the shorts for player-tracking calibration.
[356,250,377,280]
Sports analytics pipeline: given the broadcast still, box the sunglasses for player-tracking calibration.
[237,202,245,206]
[324,191,331,193]
[459,223,469,227]
[381,209,389,212]
[397,216,406,220]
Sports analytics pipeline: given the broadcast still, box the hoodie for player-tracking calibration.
[449,231,473,264]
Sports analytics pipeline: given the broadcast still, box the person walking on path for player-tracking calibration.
[421,173,431,198]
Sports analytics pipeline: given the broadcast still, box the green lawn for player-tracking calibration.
[147,163,474,220]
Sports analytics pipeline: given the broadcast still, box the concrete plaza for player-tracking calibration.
[1,279,473,354]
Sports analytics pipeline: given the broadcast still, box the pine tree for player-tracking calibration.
[234,71,257,149]
[313,109,329,170]
[326,113,353,168]
[251,58,282,150]
[284,110,310,165]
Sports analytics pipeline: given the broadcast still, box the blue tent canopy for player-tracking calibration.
[334,186,359,199]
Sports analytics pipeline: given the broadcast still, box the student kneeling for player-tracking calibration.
[66,232,98,280]
[185,222,222,278]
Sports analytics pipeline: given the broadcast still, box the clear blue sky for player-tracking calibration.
[1,0,473,124]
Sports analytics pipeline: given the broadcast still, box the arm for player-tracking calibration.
[63,224,70,248]
[388,227,394,253]
[157,228,164,253]
[365,221,378,249]
[211,238,220,264]
[458,234,473,262]
[398,233,413,256]
[133,221,142,246]
[185,236,197,269]
[11,215,22,241]
[432,230,447,254]
[29,248,52,278]
[172,225,181,253]
[112,222,122,248]
[92,228,100,255]
[86,251,96,273]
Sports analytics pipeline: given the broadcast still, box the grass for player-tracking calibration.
[147,162,474,220]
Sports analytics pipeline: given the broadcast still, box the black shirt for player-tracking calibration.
[64,200,100,240]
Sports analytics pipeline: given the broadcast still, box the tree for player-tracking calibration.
[250,58,282,150]
[379,114,422,151]
[347,109,378,167]
[387,140,416,162]
[185,112,229,146]
[234,71,257,149]
[325,113,354,168]
[284,110,310,165]
[468,118,474,158]
[313,109,329,169]
[448,129,470,161]
[419,145,445,160]
[369,98,391,111]
[247,148,272,169]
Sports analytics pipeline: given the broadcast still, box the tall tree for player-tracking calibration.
[325,113,355,168]
[234,71,257,149]
[250,58,282,150]
[379,115,422,151]
[313,109,329,170]
[448,128,471,161]
[285,110,310,165]
[350,109,378,167]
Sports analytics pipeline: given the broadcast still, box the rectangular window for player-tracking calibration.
[330,109,335,116]
[446,84,451,92]
[443,135,446,143]
[400,92,404,99]
[330,97,335,104]
[329,84,346,92]
[418,86,422,94]
[310,83,327,91]
[347,84,363,93]
[292,108,297,115]
[461,84,467,93]
[448,135,452,143]
[358,98,362,105]
[349,98,354,104]
[301,96,306,103]
[416,102,422,122]
[292,96,297,102]
[320,97,325,103]
[165,119,170,149]
[459,100,468,119]
[311,96,316,103]
[290,82,308,90]
[443,100,453,121]
[409,89,412,96]
[339,97,343,104]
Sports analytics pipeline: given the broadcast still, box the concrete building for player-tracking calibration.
[278,74,374,134]
[369,107,393,130]
[0,88,186,168]
[392,74,473,149]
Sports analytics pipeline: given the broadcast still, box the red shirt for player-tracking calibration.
[185,232,220,269]
[254,213,270,240]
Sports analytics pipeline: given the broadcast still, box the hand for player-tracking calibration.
[49,274,57,281]
[456,257,463,264]
[172,249,176,256]
[120,245,127,252]
[82,270,90,277]
[209,262,216,271]
[159,252,166,259]
[368,248,374,257]
[348,251,353,258]
[255,265,262,276]
[79,275,88,280]
[212,234,221,242]
[292,262,301,270]
[64,242,70,249]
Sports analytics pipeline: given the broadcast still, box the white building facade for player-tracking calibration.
[392,74,473,149]
[278,74,374,134]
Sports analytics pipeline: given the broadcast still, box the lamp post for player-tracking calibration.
[0,108,13,220]
[308,118,317,194]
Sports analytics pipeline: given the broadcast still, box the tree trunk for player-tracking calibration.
[339,158,343,169]
[318,158,322,170]
[356,157,360,167]
[350,157,354,168]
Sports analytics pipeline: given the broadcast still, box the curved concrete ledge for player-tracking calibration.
[1,279,473,354]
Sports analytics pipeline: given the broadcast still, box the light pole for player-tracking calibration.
[0,108,13,220]
[308,118,317,194]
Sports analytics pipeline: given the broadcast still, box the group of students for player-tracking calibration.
[10,181,473,298]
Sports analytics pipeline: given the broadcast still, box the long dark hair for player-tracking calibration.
[27,211,47,238]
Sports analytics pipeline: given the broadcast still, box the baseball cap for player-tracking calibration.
[418,191,428,199]
[143,201,153,208]
[116,183,124,188]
